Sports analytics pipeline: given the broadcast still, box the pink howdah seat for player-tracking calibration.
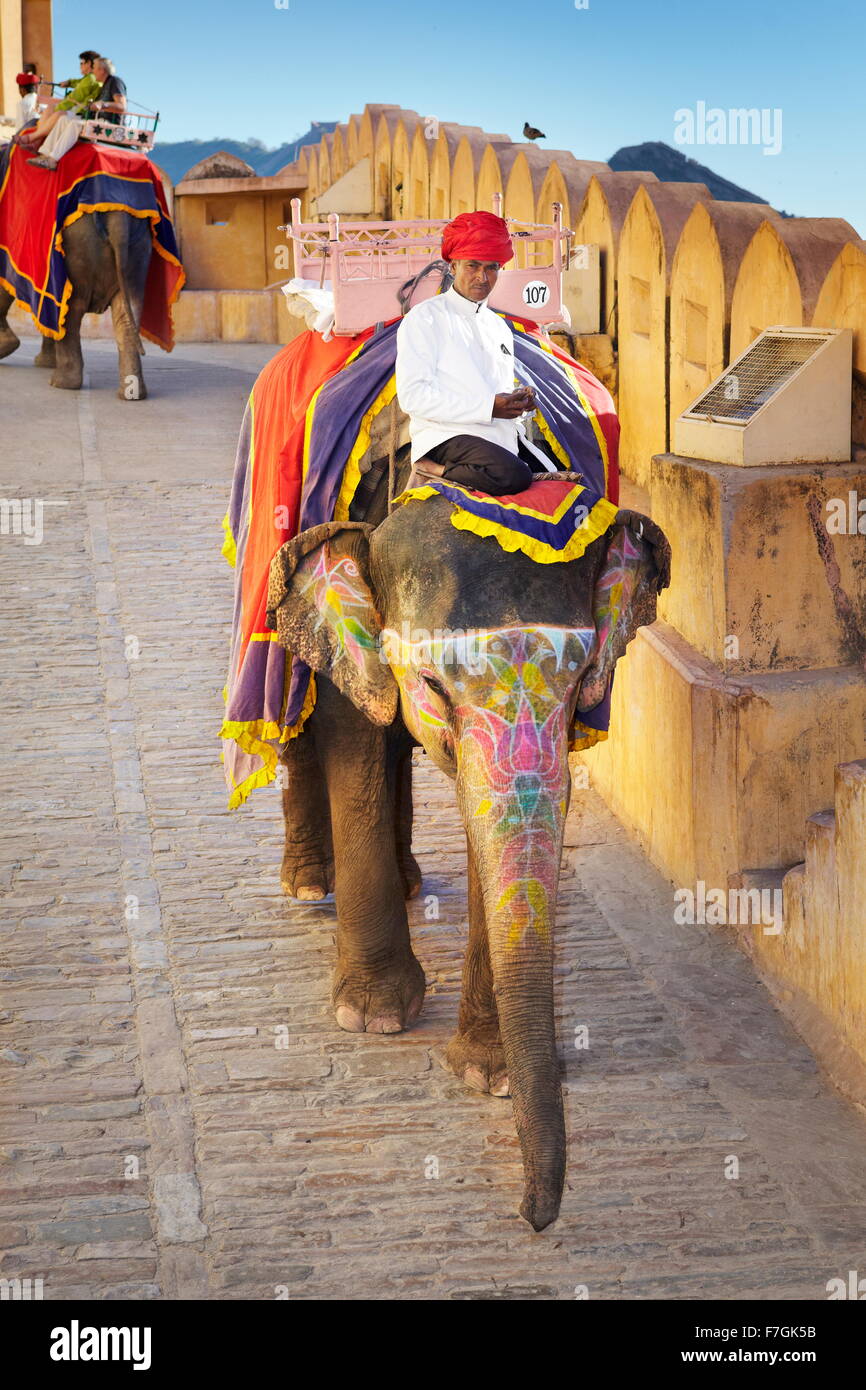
[286,194,573,336]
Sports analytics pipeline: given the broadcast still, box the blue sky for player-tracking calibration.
[55,0,865,232]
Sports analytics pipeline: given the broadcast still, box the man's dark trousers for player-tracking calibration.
[426,433,539,496]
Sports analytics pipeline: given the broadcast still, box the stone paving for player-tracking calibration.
[2,339,866,1301]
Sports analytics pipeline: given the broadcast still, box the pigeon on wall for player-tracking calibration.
[523,122,546,141]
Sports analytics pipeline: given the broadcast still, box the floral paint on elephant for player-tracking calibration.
[593,527,641,654]
[295,545,382,683]
[384,624,596,950]
[456,627,594,949]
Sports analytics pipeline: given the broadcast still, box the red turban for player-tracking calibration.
[16,72,39,87]
[441,211,513,266]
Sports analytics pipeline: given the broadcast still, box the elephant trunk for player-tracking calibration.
[458,715,570,1232]
[487,903,565,1232]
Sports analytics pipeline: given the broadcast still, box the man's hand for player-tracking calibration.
[492,386,536,419]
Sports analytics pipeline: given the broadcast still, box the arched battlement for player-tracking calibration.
[669,200,778,427]
[730,217,859,359]
[617,181,713,485]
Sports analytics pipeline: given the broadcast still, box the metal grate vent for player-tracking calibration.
[684,333,824,424]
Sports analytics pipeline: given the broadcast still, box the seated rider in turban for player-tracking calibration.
[395,210,540,496]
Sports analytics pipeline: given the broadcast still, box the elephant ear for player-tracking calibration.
[577,509,671,712]
[267,521,398,725]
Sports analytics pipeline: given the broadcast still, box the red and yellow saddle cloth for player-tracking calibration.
[0,142,184,347]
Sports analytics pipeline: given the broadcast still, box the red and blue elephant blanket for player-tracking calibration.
[0,141,184,347]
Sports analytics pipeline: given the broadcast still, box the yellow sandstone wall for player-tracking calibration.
[407,124,431,219]
[372,113,394,217]
[449,133,482,219]
[429,125,460,221]
[574,171,658,343]
[317,134,332,194]
[176,192,269,291]
[22,0,50,78]
[669,201,776,430]
[743,761,866,1106]
[346,114,361,167]
[476,143,506,214]
[616,182,711,487]
[330,125,348,182]
[390,111,421,222]
[534,156,609,263]
[729,217,858,359]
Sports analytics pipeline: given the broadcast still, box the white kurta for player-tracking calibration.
[14,91,38,132]
[395,286,518,462]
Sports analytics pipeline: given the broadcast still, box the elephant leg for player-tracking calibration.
[313,678,426,1034]
[51,294,86,389]
[109,287,146,401]
[34,336,56,368]
[444,835,510,1097]
[0,287,20,360]
[279,733,334,901]
[391,738,422,900]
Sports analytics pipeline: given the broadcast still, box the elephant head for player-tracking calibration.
[267,498,670,1229]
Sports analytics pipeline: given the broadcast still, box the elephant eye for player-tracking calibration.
[420,672,448,700]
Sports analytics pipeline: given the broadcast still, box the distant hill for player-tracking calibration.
[152,122,338,183]
[608,140,773,206]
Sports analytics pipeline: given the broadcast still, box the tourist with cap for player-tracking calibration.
[395,210,538,496]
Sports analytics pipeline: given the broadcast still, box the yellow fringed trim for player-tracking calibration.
[219,674,318,807]
[1,270,74,341]
[280,671,317,742]
[569,727,608,752]
[221,511,237,568]
[446,494,619,565]
[218,716,281,808]
[333,375,397,522]
[533,410,570,470]
[226,762,275,810]
[392,483,438,506]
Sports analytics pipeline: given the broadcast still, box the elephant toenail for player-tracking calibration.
[335,1005,366,1032]
[367,1016,403,1034]
[463,1065,488,1092]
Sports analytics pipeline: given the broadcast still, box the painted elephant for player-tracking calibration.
[267,491,670,1230]
[0,208,151,399]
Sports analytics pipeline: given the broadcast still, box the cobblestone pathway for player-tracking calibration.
[2,342,866,1300]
